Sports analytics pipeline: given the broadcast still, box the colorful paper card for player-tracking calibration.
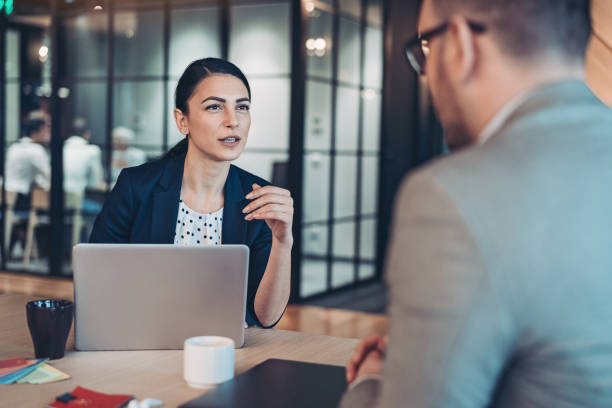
[0,357,37,376]
[0,357,28,370]
[0,359,47,384]
[17,363,70,384]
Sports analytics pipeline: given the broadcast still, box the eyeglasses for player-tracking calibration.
[404,21,487,75]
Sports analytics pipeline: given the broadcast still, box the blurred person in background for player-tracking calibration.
[4,114,51,257]
[25,109,51,147]
[63,117,105,215]
[5,115,51,208]
[63,118,104,194]
[340,0,612,407]
[110,126,147,184]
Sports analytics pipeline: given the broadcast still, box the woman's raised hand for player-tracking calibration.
[243,183,294,246]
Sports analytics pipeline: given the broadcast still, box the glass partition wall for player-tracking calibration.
[2,3,54,274]
[0,0,384,302]
[300,0,383,298]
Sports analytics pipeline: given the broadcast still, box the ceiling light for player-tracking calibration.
[58,87,71,99]
[38,45,49,58]
[314,38,326,51]
[38,45,49,62]
[362,89,377,100]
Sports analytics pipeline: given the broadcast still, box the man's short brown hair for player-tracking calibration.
[429,0,591,60]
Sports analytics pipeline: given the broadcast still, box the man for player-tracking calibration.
[63,117,105,196]
[4,115,51,257]
[341,0,612,407]
[5,116,51,197]
[110,126,146,184]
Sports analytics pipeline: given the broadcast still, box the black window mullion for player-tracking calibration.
[289,0,307,302]
[105,0,115,188]
[353,0,368,282]
[162,0,170,153]
[326,0,340,293]
[220,0,230,60]
[49,0,64,276]
[0,11,6,270]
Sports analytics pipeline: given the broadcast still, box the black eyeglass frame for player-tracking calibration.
[404,21,487,75]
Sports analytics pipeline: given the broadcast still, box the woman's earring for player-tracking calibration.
[183,128,188,134]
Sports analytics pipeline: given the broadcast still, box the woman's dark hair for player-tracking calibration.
[164,58,251,159]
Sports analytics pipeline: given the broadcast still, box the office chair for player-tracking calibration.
[23,188,83,267]
[2,191,18,259]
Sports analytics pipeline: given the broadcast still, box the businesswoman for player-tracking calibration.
[90,58,292,328]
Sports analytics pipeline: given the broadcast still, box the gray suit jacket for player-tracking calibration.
[341,81,612,408]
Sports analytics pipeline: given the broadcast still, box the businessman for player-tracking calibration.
[341,0,612,406]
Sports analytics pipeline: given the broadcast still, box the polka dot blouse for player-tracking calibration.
[174,199,223,246]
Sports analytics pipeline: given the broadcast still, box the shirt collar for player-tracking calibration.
[66,135,87,143]
[477,88,535,145]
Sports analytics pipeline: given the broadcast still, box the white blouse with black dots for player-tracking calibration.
[174,199,223,246]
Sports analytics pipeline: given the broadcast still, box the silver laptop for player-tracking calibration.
[73,244,249,350]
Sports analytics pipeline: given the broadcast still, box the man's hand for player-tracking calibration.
[346,333,388,384]
[354,349,385,381]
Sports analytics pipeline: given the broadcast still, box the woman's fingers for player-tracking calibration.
[246,204,293,216]
[246,184,291,199]
[242,183,293,216]
[246,209,293,223]
[242,194,293,214]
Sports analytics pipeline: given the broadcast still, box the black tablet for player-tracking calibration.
[179,358,348,408]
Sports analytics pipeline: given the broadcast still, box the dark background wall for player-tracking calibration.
[377,0,444,276]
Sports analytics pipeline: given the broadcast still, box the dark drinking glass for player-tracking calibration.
[26,299,74,360]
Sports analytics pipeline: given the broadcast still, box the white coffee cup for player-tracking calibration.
[183,336,235,388]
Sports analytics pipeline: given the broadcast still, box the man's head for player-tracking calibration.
[416,0,591,149]
[23,117,49,145]
[72,117,91,141]
[112,126,135,151]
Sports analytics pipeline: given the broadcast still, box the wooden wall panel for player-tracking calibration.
[587,0,612,105]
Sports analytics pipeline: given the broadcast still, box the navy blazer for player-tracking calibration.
[89,152,274,327]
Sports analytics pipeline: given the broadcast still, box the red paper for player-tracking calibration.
[49,386,133,408]
[0,357,36,376]
[0,357,28,369]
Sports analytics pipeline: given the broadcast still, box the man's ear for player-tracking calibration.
[446,15,477,83]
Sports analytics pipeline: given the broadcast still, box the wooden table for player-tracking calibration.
[0,293,359,406]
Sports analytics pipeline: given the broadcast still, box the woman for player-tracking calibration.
[90,58,293,328]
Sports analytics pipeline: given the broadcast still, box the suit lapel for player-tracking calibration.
[222,165,249,245]
[150,154,184,243]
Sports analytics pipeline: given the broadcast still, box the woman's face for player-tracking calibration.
[176,74,251,162]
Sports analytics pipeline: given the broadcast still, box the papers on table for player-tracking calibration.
[0,357,71,384]
[18,363,71,384]
[0,357,37,375]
